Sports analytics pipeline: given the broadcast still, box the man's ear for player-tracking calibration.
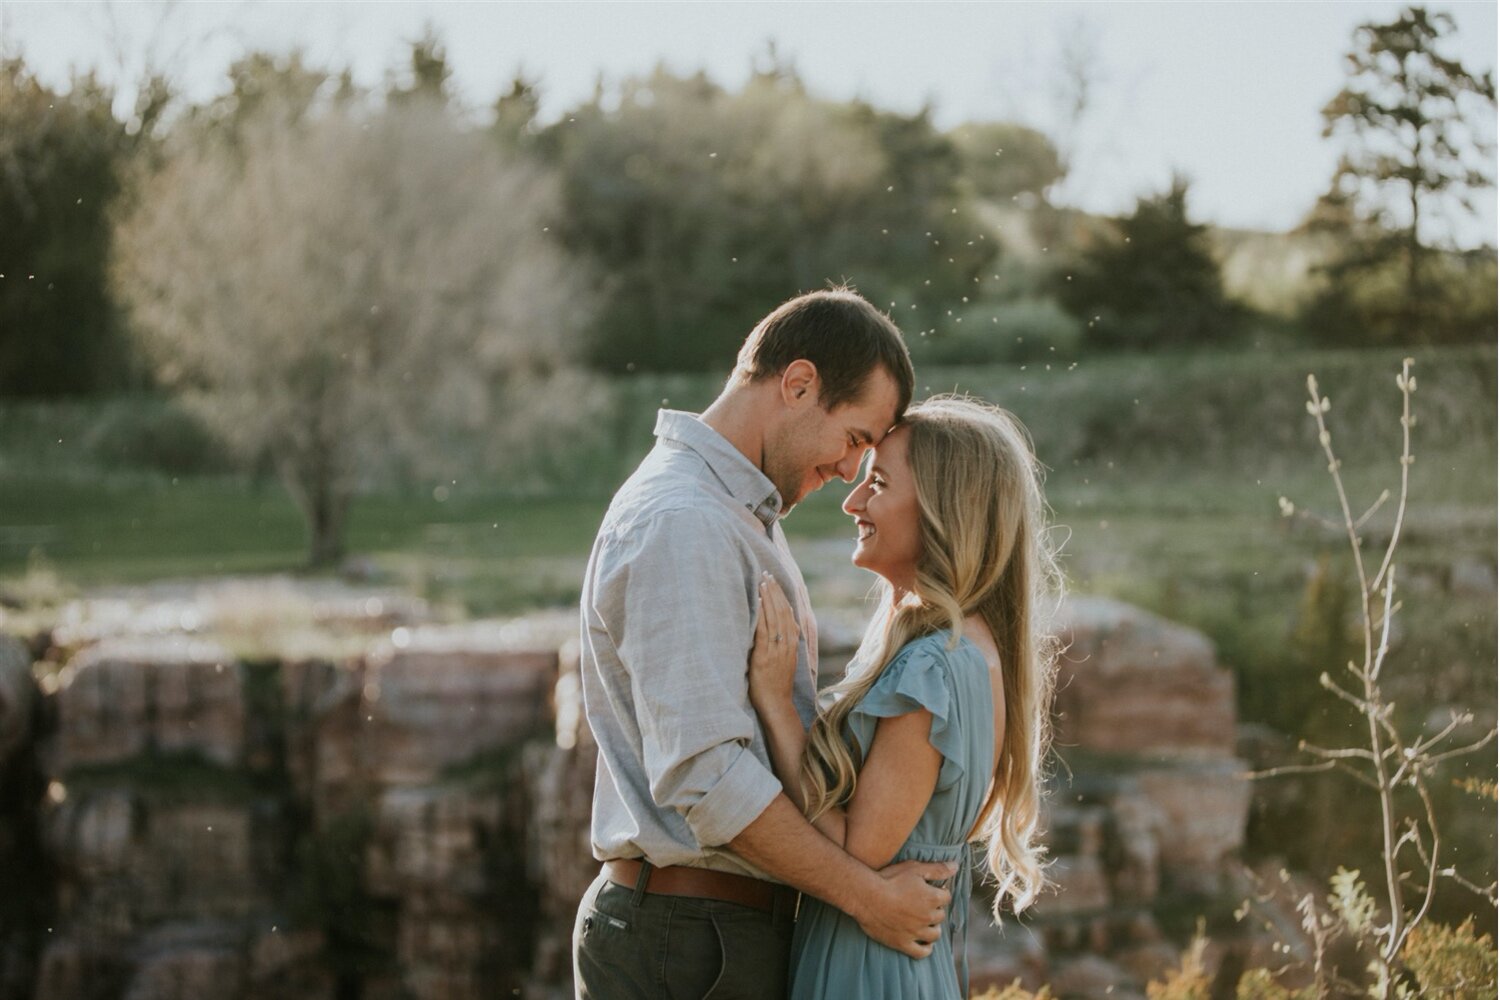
[780,360,819,408]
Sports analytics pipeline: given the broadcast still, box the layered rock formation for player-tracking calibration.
[5,624,560,1000]
[0,595,1249,1000]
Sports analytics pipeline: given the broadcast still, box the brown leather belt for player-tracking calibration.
[603,859,797,915]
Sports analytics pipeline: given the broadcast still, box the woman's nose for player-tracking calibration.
[842,484,866,516]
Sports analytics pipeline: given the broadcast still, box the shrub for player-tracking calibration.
[81,396,232,474]
[912,297,1082,365]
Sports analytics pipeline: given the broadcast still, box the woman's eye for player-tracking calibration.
[871,477,886,490]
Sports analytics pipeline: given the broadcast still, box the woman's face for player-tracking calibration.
[842,424,922,591]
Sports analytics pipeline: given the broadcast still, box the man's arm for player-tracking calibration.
[729,795,955,959]
[606,510,951,955]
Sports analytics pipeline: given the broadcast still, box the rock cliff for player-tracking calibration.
[0,595,1249,1000]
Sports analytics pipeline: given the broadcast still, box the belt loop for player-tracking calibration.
[630,859,653,907]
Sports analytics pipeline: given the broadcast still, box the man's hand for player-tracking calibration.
[852,859,957,958]
[729,797,957,961]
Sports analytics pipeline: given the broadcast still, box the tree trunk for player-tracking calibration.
[1404,111,1424,340]
[305,482,349,570]
[278,448,351,571]
[1405,180,1423,339]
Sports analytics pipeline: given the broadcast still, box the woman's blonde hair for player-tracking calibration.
[800,395,1065,918]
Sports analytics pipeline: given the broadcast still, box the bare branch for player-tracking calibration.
[1247,760,1340,781]
[1317,672,1373,713]
[1369,564,1396,682]
[1299,741,1379,763]
[1353,489,1391,530]
[1390,779,1442,960]
[1418,728,1498,771]
[1370,359,1415,593]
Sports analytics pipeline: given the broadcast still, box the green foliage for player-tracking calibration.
[1402,918,1497,999]
[1307,5,1498,346]
[181,50,353,142]
[540,65,995,372]
[63,750,256,804]
[1282,553,1362,740]
[79,395,232,474]
[1056,175,1244,350]
[0,57,152,396]
[1327,868,1377,938]
[1300,244,1497,346]
[1235,970,1317,1000]
[1128,896,1494,998]
[289,805,394,979]
[912,296,1082,365]
[947,121,1065,201]
[1146,927,1212,1000]
[386,26,452,106]
[972,983,1054,1000]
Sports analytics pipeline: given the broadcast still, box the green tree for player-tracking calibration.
[492,73,542,150]
[1309,5,1497,345]
[0,57,162,396]
[112,96,592,568]
[386,26,452,107]
[540,65,994,372]
[1057,174,1242,350]
[946,121,1064,203]
[177,50,355,146]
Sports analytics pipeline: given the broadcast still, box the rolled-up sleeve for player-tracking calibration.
[599,507,782,848]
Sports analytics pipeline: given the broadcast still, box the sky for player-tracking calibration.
[3,1,1497,246]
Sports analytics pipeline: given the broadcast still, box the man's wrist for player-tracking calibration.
[837,863,882,927]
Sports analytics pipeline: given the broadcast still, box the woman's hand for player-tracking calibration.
[749,572,800,712]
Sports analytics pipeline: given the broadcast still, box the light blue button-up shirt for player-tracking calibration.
[579,410,819,878]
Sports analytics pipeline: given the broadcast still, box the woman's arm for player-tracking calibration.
[842,711,942,868]
[748,575,843,839]
[749,577,943,863]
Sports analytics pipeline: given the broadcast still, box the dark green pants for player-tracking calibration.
[572,870,795,1000]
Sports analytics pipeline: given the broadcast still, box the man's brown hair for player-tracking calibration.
[732,288,915,418]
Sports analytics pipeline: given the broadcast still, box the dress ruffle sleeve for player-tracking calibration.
[848,635,967,791]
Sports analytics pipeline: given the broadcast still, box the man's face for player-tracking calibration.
[765,367,903,513]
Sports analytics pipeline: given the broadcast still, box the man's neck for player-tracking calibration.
[700,389,770,476]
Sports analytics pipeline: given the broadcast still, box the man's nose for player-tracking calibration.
[834,451,862,483]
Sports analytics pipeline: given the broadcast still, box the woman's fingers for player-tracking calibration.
[753,580,769,643]
[763,574,799,643]
[773,587,793,644]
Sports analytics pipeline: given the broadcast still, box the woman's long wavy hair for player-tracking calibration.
[799,396,1066,918]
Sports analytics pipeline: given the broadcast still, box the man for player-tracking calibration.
[574,289,956,999]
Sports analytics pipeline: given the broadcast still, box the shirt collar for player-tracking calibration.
[653,409,782,527]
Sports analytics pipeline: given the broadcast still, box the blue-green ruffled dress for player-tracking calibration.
[789,630,995,999]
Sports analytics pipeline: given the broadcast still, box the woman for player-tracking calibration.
[749,395,1064,999]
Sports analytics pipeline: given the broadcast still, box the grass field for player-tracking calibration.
[4,345,1491,616]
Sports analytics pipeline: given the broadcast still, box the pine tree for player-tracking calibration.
[1313,5,1496,343]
